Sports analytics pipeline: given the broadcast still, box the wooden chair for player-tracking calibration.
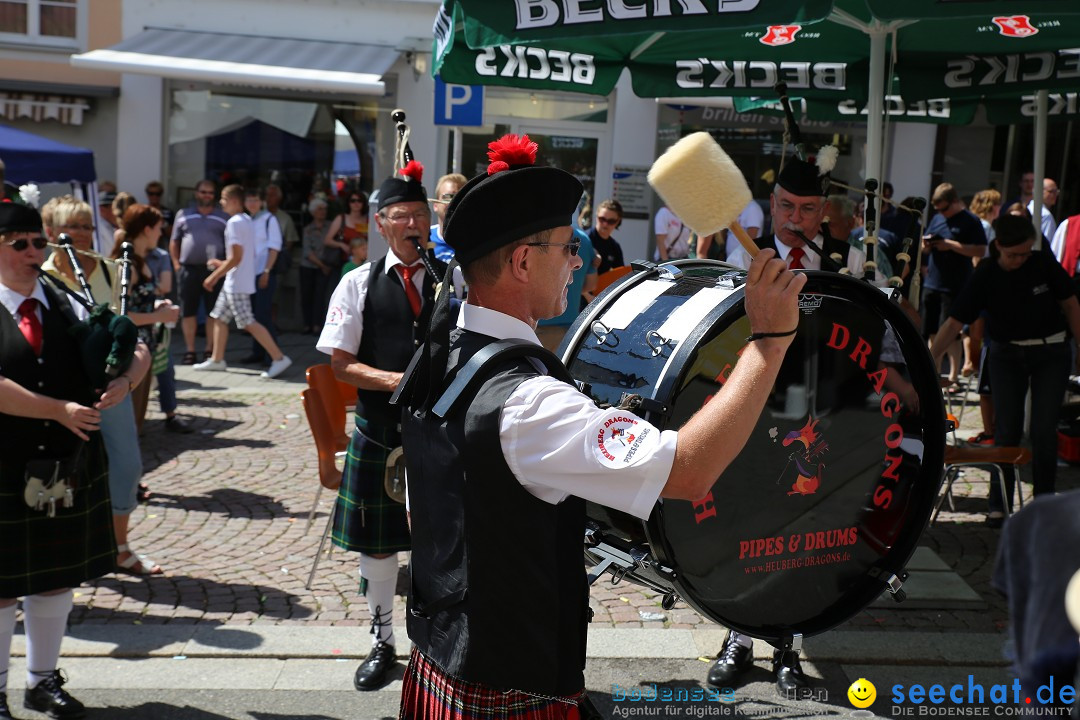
[595,265,633,295]
[931,444,1031,525]
[301,386,347,589]
[306,363,355,424]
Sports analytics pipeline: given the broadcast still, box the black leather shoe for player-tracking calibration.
[772,650,810,698]
[707,632,753,688]
[0,691,13,720]
[24,670,86,718]
[353,642,396,691]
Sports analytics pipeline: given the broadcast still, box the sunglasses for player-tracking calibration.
[2,236,49,252]
[524,241,581,256]
[147,191,163,197]
[596,216,619,226]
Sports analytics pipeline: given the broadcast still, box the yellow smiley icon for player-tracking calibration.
[847,678,876,708]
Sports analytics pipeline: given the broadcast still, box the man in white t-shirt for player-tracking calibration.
[654,205,691,261]
[193,184,292,379]
[1027,177,1060,243]
[695,199,764,262]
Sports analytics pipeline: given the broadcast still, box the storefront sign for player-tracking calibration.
[611,165,651,220]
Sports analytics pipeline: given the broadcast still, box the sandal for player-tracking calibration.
[181,351,197,365]
[944,382,965,395]
[116,544,163,576]
[137,482,151,503]
[966,431,994,446]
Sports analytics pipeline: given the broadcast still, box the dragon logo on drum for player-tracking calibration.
[779,416,829,496]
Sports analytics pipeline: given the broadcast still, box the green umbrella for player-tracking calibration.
[433,0,1080,194]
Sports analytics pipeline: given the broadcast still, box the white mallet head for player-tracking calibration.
[648,132,752,238]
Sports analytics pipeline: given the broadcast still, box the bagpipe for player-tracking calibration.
[35,236,138,391]
[392,108,449,282]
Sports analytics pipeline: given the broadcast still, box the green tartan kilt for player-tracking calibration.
[0,433,117,598]
[332,419,410,554]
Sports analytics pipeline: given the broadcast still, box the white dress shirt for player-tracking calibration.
[455,303,675,520]
[726,233,870,277]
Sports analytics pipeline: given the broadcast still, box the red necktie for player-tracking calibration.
[395,264,423,317]
[18,298,43,356]
[788,247,806,270]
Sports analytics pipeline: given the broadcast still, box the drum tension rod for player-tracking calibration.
[869,568,908,603]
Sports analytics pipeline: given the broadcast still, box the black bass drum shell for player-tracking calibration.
[560,260,945,643]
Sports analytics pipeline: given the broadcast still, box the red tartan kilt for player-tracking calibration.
[399,648,585,720]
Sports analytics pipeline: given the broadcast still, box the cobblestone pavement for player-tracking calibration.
[71,333,1080,640]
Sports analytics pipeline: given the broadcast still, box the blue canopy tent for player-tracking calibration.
[0,124,96,184]
[0,123,103,249]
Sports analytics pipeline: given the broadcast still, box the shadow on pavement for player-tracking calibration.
[78,575,314,623]
[146,488,310,520]
[89,705,231,719]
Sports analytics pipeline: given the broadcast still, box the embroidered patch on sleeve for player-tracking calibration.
[591,410,660,469]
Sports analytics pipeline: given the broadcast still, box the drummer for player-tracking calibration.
[725,151,869,277]
[397,134,805,719]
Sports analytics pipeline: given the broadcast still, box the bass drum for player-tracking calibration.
[560,260,944,644]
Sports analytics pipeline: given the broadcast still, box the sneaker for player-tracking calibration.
[24,670,86,719]
[165,416,194,434]
[262,356,292,379]
[192,358,227,371]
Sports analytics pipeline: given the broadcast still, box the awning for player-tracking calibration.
[70,28,399,95]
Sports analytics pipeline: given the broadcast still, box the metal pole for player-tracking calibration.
[1033,90,1048,249]
[1001,123,1016,199]
[865,28,887,221]
[452,127,463,174]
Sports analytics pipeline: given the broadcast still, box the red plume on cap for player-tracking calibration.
[486,134,538,176]
[400,160,424,183]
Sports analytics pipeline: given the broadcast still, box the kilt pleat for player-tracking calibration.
[332,420,410,554]
[0,435,117,598]
[399,648,586,720]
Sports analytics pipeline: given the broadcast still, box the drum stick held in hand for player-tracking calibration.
[648,132,758,261]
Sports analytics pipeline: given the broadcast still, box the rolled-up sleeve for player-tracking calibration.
[500,375,676,520]
[316,265,369,355]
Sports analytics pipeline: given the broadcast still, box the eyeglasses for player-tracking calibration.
[438,192,457,202]
[384,210,430,225]
[61,223,94,232]
[2,236,49,252]
[524,241,581,256]
[596,216,619,226]
[349,198,365,204]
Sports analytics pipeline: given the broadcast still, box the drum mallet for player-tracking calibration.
[648,131,758,260]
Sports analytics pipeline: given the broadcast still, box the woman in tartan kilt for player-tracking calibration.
[0,202,148,719]
[316,163,439,691]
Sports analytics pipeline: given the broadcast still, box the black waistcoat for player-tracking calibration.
[355,257,435,430]
[403,329,589,696]
[0,283,94,476]
[757,225,851,268]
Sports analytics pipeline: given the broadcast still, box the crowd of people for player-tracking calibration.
[2,131,1078,717]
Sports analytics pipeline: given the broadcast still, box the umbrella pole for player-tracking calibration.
[1033,90,1048,250]
[865,28,887,221]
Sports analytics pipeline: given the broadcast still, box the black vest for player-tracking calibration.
[355,257,435,431]
[757,224,851,269]
[0,283,94,477]
[403,329,590,696]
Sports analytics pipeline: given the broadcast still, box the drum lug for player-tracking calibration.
[717,272,746,289]
[655,264,684,281]
[645,330,673,357]
[630,260,657,272]
[661,591,679,611]
[884,573,907,603]
[590,320,615,346]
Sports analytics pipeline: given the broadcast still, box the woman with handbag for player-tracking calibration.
[0,202,131,719]
[322,191,368,301]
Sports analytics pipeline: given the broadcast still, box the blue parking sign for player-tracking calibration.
[434,77,484,127]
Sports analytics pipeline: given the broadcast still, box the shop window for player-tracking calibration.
[0,0,79,46]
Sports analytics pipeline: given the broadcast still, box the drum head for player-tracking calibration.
[565,263,944,642]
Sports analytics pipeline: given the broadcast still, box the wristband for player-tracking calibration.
[746,328,798,343]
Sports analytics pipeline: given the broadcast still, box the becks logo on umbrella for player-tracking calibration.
[992,15,1038,38]
[760,25,801,46]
